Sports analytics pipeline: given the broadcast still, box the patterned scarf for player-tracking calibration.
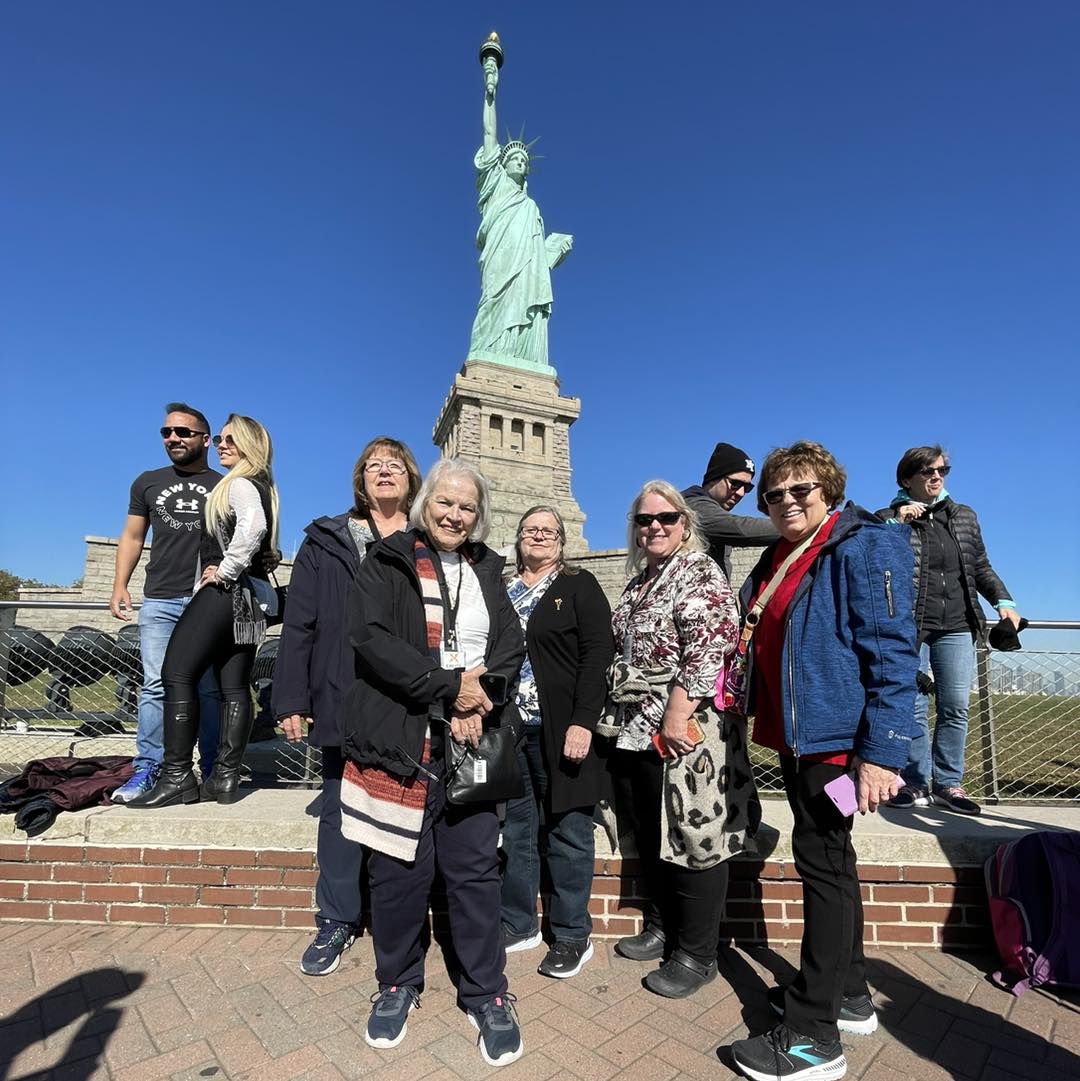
[340,534,443,861]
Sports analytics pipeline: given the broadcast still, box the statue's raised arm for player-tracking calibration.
[467,33,572,375]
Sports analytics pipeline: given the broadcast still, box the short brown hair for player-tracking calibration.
[896,445,947,488]
[757,442,847,513]
[352,437,422,515]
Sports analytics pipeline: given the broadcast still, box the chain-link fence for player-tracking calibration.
[2,603,1078,800]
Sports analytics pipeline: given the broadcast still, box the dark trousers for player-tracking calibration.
[613,748,729,965]
[366,759,508,1011]
[500,726,595,941]
[780,755,869,1041]
[162,585,255,708]
[315,747,366,929]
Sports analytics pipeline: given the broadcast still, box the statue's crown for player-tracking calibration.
[501,125,542,169]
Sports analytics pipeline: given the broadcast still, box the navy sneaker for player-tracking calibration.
[502,926,543,954]
[364,985,420,1049]
[767,985,878,1035]
[886,786,929,809]
[538,938,593,979]
[932,785,981,815]
[732,1024,846,1080]
[469,994,523,1067]
[300,921,355,976]
[111,765,160,804]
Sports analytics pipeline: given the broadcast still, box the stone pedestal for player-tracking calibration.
[432,361,588,553]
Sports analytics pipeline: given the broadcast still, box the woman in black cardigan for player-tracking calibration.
[501,505,614,980]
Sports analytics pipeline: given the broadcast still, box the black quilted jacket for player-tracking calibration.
[875,498,1012,641]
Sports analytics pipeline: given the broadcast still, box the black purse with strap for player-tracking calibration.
[444,723,524,805]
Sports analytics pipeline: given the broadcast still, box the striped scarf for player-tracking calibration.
[340,534,444,861]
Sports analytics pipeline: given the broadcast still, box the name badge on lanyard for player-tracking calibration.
[437,559,466,671]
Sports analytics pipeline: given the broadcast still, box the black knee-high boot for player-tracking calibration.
[128,701,200,808]
[200,699,254,804]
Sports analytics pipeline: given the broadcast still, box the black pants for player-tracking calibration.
[780,756,869,1040]
[613,748,729,965]
[366,758,507,1011]
[315,747,366,929]
[161,584,255,710]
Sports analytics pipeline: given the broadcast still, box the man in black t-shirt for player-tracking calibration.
[109,403,223,802]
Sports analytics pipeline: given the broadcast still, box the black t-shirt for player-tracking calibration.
[128,466,222,598]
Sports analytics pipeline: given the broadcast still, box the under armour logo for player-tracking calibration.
[175,499,199,511]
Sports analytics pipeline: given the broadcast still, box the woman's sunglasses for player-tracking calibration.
[918,465,950,478]
[762,482,822,506]
[212,434,235,448]
[632,511,682,527]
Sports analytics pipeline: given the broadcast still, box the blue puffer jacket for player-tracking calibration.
[739,504,919,769]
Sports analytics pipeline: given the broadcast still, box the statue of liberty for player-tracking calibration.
[468,34,573,373]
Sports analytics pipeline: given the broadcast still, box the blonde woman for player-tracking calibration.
[131,414,279,808]
[607,481,759,998]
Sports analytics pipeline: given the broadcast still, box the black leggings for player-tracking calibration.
[613,748,730,964]
[161,585,255,710]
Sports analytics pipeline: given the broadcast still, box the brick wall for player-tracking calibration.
[0,841,991,949]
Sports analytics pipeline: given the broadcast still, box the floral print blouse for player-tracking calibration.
[506,571,557,727]
[610,550,738,752]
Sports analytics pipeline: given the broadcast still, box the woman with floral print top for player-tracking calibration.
[608,480,760,1000]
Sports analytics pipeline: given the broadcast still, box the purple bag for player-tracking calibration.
[985,830,1080,996]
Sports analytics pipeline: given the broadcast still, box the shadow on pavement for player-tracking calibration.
[0,967,145,1081]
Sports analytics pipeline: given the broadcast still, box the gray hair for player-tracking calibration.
[624,479,705,576]
[512,504,579,576]
[409,457,492,544]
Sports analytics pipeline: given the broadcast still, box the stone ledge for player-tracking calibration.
[4,791,1075,868]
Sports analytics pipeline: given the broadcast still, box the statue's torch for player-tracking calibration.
[479,31,503,95]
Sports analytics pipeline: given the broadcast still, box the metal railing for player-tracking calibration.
[2,603,1078,801]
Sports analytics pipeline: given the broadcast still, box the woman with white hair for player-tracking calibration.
[606,481,760,998]
[340,457,526,1068]
[130,413,279,809]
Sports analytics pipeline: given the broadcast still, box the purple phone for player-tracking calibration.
[825,771,905,815]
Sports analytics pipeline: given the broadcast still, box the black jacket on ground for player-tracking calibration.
[874,497,1012,642]
[342,529,526,781]
[682,484,778,582]
[521,568,614,814]
[271,511,374,748]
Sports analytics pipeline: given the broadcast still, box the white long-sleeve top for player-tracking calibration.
[211,477,268,584]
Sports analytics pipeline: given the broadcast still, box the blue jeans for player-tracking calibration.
[903,631,976,790]
[500,727,595,942]
[137,596,220,774]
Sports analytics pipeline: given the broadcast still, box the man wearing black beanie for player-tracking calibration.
[682,442,778,583]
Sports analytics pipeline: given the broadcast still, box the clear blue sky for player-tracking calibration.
[3,2,1078,644]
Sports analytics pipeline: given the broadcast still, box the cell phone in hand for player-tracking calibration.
[479,672,508,706]
[825,770,906,816]
[650,716,705,758]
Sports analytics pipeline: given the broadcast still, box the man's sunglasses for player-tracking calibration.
[160,426,206,439]
[918,465,951,478]
[763,482,822,506]
[632,511,682,527]
[725,476,755,494]
[212,434,235,448]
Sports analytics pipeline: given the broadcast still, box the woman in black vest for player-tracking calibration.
[131,413,279,808]
[500,506,614,979]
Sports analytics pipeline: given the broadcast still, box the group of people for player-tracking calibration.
[110,409,1019,1079]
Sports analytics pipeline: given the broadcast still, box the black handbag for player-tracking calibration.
[445,724,524,805]
[266,571,288,628]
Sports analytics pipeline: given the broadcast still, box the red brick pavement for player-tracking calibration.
[0,921,1076,1080]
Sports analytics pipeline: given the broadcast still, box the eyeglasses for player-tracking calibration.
[160,426,206,439]
[762,482,822,506]
[520,526,560,539]
[725,477,755,494]
[212,434,235,448]
[363,459,407,475]
[918,465,951,478]
[632,511,682,527]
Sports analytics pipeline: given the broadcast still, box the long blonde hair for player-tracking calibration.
[205,413,280,548]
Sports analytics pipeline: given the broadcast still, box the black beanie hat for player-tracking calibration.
[703,442,755,487]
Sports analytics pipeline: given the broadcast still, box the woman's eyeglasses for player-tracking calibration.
[212,434,235,448]
[918,465,951,478]
[762,482,822,506]
[160,426,205,439]
[363,460,407,475]
[632,511,682,527]
[520,526,560,539]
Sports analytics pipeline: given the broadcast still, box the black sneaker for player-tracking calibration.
[300,921,356,976]
[731,1024,847,1080]
[886,786,929,809]
[469,994,523,1067]
[503,926,543,954]
[537,938,593,979]
[767,985,878,1035]
[364,985,420,1049]
[932,785,981,815]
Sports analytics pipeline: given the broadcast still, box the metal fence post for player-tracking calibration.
[0,605,16,719]
[974,642,1000,800]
